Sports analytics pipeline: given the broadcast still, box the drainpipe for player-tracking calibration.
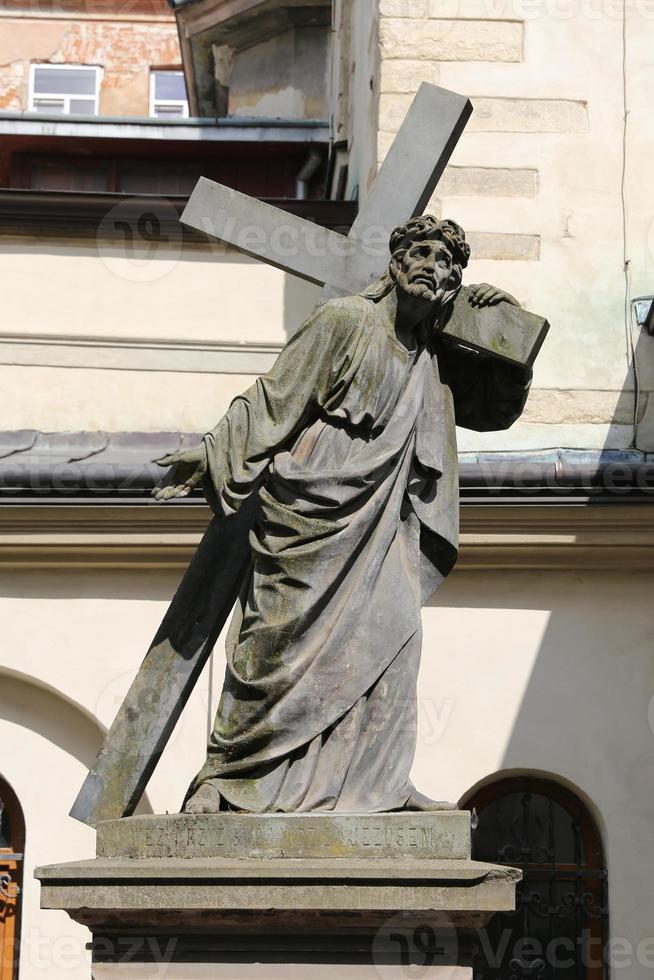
[295,149,323,200]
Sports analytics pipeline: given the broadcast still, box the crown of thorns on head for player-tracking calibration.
[389,216,470,271]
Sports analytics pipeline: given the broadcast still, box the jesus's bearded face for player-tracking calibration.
[390,236,463,307]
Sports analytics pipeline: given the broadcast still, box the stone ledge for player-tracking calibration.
[37,856,517,881]
[5,501,654,570]
[36,857,519,933]
[36,812,520,935]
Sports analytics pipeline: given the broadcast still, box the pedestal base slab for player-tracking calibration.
[36,812,520,974]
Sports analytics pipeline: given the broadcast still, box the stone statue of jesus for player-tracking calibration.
[153,216,531,815]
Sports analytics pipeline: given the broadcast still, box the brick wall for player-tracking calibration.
[0,10,180,115]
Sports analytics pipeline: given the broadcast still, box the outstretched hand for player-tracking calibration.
[468,283,521,308]
[151,443,208,501]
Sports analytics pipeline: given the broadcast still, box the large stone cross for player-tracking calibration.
[71,84,547,829]
[180,82,546,367]
[182,83,470,303]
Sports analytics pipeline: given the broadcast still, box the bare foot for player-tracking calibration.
[184,781,222,814]
[403,790,457,812]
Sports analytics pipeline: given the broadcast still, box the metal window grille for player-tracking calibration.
[466,778,609,980]
[0,782,24,980]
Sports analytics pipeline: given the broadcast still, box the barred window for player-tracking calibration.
[0,777,24,980]
[464,777,608,980]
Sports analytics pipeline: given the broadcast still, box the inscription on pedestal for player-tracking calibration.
[97,812,471,862]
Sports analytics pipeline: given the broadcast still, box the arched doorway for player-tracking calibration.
[0,776,23,980]
[463,776,608,979]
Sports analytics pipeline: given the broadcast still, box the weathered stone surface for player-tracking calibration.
[466,232,541,261]
[523,389,635,426]
[443,286,548,367]
[380,0,429,16]
[378,93,415,132]
[37,857,519,933]
[382,94,588,141]
[429,0,515,14]
[96,811,471,861]
[380,18,523,63]
[380,58,440,94]
[456,421,635,454]
[38,858,520,927]
[37,811,520,936]
[439,166,538,198]
[469,97,589,133]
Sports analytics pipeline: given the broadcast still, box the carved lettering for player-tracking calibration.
[128,815,455,860]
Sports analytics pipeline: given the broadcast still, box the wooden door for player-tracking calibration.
[0,779,23,980]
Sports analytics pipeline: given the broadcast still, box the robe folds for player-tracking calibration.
[192,293,531,813]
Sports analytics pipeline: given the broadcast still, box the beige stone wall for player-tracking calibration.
[378,0,654,453]
[0,7,180,115]
[0,236,320,431]
[0,567,213,979]
[3,9,654,980]
[3,4,653,455]
[419,567,654,978]
[2,564,653,977]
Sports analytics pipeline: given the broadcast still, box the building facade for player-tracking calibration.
[1,1,654,977]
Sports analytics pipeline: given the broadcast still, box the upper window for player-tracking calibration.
[149,71,189,119]
[29,64,101,116]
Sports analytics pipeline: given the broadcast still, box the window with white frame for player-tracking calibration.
[149,71,189,118]
[29,64,101,116]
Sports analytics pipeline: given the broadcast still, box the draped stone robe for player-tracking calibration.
[191,292,531,813]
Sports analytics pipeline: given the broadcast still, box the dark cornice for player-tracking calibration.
[0,190,356,239]
[1,434,654,501]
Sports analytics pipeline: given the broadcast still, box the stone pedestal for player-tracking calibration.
[36,812,519,978]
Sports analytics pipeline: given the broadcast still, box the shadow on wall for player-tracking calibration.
[495,309,654,794]
[493,574,654,793]
[0,670,105,770]
[0,670,155,813]
[453,570,654,972]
